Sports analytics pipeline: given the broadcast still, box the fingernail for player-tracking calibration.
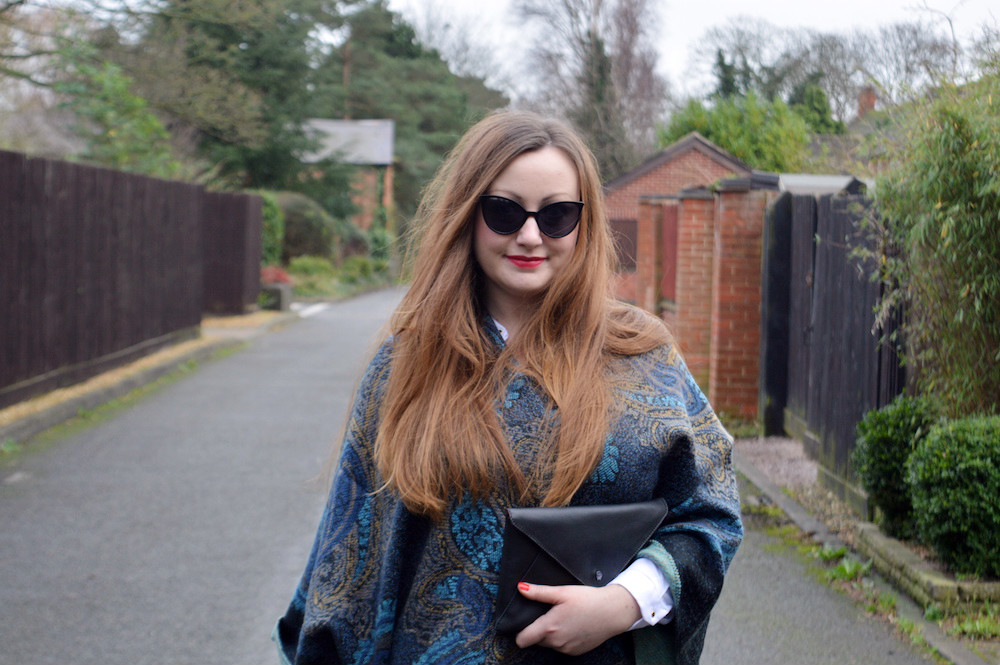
[518,582,530,592]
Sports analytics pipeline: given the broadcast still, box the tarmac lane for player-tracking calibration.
[0,287,407,665]
[0,286,942,665]
[702,526,938,665]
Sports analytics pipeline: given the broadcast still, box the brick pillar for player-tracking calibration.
[673,188,715,386]
[351,169,378,231]
[659,201,679,334]
[635,197,668,313]
[383,163,396,235]
[708,186,774,418]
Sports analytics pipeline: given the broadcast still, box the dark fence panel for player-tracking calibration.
[786,194,817,421]
[760,191,905,509]
[808,195,882,482]
[758,192,792,435]
[1,151,261,409]
[203,191,262,314]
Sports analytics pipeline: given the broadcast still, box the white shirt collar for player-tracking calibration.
[492,318,509,342]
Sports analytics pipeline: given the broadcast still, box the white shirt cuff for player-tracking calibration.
[610,557,674,630]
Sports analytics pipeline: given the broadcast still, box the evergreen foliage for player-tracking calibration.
[54,47,178,178]
[151,0,323,189]
[869,72,1000,417]
[288,255,337,277]
[659,93,810,172]
[908,415,1000,578]
[568,29,632,178]
[257,191,285,267]
[514,0,668,179]
[788,74,846,134]
[309,0,499,220]
[712,49,739,100]
[853,395,938,538]
[91,0,502,222]
[275,191,368,265]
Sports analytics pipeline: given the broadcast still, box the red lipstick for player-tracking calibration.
[507,256,544,269]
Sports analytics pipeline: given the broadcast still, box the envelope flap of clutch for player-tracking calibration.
[505,498,668,587]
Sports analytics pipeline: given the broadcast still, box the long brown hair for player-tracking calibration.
[375,110,669,518]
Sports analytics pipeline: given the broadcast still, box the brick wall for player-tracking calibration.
[672,190,716,383]
[626,183,776,416]
[604,136,770,417]
[612,271,638,304]
[606,150,745,223]
[708,186,776,417]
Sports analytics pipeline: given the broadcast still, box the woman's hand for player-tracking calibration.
[514,582,641,655]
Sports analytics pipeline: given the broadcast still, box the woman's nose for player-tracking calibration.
[515,214,543,246]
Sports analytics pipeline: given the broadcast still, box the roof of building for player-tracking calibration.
[301,119,395,165]
[604,132,751,192]
[778,173,871,195]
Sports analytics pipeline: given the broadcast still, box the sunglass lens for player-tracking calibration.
[536,202,582,238]
[481,196,524,234]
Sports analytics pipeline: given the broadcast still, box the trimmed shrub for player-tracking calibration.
[258,191,285,267]
[275,191,369,264]
[339,255,375,284]
[853,395,937,538]
[275,191,336,263]
[288,255,336,277]
[338,256,389,285]
[908,415,1000,579]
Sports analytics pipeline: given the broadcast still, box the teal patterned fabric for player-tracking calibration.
[275,324,742,665]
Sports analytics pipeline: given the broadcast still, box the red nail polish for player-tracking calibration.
[518,582,530,592]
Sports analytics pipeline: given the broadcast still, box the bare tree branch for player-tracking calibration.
[513,0,668,173]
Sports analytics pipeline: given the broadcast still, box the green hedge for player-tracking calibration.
[908,415,1000,579]
[853,395,937,538]
[257,190,285,266]
[288,255,336,277]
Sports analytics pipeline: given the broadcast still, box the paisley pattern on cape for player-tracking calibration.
[275,326,743,665]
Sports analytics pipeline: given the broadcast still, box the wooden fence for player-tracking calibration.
[203,191,263,315]
[759,190,905,510]
[0,151,261,409]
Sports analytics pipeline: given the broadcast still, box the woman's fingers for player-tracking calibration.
[513,583,640,655]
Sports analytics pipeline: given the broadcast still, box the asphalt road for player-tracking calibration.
[0,286,937,665]
[703,526,935,665]
[0,288,405,665]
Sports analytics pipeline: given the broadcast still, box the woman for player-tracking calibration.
[275,111,742,664]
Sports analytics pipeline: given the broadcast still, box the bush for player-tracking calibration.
[288,255,336,277]
[853,395,937,538]
[257,191,285,267]
[869,74,1000,417]
[338,256,388,284]
[367,226,395,262]
[908,415,1000,579]
[275,191,337,262]
[274,191,370,263]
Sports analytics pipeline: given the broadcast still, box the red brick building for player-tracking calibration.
[605,133,778,419]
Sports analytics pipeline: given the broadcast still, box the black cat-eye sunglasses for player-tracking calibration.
[478,195,584,239]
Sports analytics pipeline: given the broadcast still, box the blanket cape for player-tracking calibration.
[276,327,742,665]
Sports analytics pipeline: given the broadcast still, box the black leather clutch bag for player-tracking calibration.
[494,498,669,635]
